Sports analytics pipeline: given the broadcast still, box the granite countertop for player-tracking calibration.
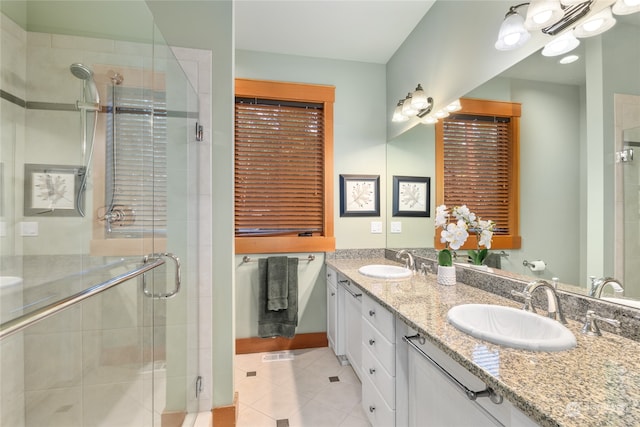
[326,258,640,427]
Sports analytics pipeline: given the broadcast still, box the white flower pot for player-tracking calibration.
[437,265,456,286]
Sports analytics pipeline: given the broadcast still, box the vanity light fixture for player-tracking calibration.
[391,84,435,123]
[410,84,430,110]
[434,109,450,119]
[541,30,580,56]
[612,0,640,15]
[524,0,565,30]
[559,54,580,64]
[401,93,419,117]
[573,6,616,37]
[445,99,462,112]
[392,100,410,122]
[495,3,532,50]
[421,115,438,125]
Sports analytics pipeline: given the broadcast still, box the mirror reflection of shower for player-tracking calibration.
[70,63,100,216]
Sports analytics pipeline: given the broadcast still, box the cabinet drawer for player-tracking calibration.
[362,343,395,409]
[362,317,395,375]
[362,293,395,341]
[362,373,395,427]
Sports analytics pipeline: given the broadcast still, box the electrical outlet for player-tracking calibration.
[391,221,402,233]
[370,221,383,234]
[20,222,38,236]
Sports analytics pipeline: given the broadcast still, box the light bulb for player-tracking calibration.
[542,31,580,57]
[410,84,430,110]
[574,7,616,38]
[445,99,462,112]
[401,93,418,117]
[612,0,640,15]
[525,0,564,30]
[392,100,409,122]
[495,11,531,50]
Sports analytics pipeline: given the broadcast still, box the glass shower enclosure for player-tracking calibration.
[0,1,200,425]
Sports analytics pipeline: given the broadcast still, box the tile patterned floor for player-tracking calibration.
[235,347,371,427]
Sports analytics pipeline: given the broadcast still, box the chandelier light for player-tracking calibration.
[495,5,531,50]
[524,0,565,30]
[542,30,580,56]
[574,7,617,38]
[612,0,640,15]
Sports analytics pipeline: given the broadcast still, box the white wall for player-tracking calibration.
[234,50,387,337]
[236,50,388,250]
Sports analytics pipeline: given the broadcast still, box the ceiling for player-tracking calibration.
[235,1,640,86]
[234,0,436,64]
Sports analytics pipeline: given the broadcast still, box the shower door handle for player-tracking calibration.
[142,253,182,299]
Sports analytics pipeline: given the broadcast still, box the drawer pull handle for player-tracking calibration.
[369,406,376,413]
[369,339,375,346]
[331,292,335,296]
[369,310,375,317]
[369,368,376,374]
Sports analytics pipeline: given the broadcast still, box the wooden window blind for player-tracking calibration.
[234,78,335,254]
[235,99,324,236]
[442,115,511,234]
[104,87,168,237]
[436,98,522,250]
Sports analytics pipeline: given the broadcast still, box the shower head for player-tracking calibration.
[70,63,93,80]
[70,63,99,105]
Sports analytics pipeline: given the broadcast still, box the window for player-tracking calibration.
[435,98,521,250]
[91,68,168,256]
[234,78,335,254]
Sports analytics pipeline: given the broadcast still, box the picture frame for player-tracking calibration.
[24,164,84,217]
[339,174,380,217]
[392,175,430,217]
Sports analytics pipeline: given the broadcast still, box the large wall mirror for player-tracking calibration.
[386,12,640,308]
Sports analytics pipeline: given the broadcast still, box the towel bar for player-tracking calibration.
[242,255,316,264]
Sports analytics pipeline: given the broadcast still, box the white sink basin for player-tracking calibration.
[447,304,576,352]
[358,264,412,279]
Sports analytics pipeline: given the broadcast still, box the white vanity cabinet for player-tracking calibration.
[361,293,396,427]
[326,267,338,353]
[338,276,363,379]
[399,324,538,427]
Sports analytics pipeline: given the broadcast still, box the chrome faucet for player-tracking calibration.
[511,280,567,324]
[589,276,624,298]
[396,249,415,271]
[581,310,621,336]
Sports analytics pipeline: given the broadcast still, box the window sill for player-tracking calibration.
[235,236,335,254]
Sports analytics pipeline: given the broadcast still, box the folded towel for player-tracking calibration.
[258,257,299,338]
[266,256,289,311]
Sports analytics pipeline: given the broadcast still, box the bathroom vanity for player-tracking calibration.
[326,257,640,427]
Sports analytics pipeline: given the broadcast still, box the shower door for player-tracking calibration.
[0,2,199,426]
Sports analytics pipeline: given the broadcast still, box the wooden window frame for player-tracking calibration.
[234,78,335,254]
[435,98,522,250]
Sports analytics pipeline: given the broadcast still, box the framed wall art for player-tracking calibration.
[24,164,84,217]
[339,174,380,217]
[392,175,430,217]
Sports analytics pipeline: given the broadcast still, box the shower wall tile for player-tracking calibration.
[24,330,82,391]
[26,31,51,48]
[52,34,115,53]
[1,12,27,99]
[83,381,151,426]
[114,40,154,58]
[25,387,82,427]
[26,47,79,103]
[0,332,25,427]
